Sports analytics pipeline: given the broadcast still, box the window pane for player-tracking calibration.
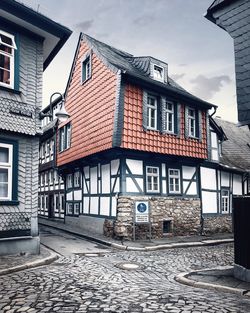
[0,168,8,182]
[0,168,8,197]
[0,68,10,85]
[0,54,10,70]
[0,147,9,163]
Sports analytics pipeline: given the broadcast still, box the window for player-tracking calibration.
[0,143,13,200]
[81,54,91,83]
[67,202,73,215]
[0,30,17,88]
[153,64,164,81]
[67,174,73,189]
[74,202,80,215]
[187,108,196,137]
[54,194,59,212]
[59,123,71,152]
[74,171,81,188]
[45,195,48,211]
[221,189,230,213]
[163,101,174,133]
[49,170,54,185]
[147,95,157,130]
[45,172,48,186]
[146,166,160,193]
[54,170,58,184]
[168,169,181,194]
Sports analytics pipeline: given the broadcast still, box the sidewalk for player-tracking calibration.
[39,217,234,251]
[0,245,58,276]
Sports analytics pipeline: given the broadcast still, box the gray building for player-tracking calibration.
[206,0,250,126]
[0,0,71,255]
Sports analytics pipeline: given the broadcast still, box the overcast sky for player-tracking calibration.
[22,0,237,122]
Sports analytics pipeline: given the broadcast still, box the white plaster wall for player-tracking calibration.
[83,197,89,214]
[211,149,219,161]
[100,197,110,216]
[162,180,167,194]
[66,191,73,201]
[111,197,117,216]
[183,181,197,195]
[90,197,98,214]
[202,191,217,213]
[233,174,243,195]
[83,166,90,179]
[101,164,110,194]
[211,132,218,148]
[162,164,166,177]
[200,167,216,190]
[126,177,139,193]
[221,171,230,187]
[126,159,143,175]
[111,159,120,175]
[182,166,196,180]
[111,177,120,193]
[74,190,82,201]
[90,167,98,194]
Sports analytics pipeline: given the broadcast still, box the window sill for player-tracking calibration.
[0,85,21,95]
[0,200,19,206]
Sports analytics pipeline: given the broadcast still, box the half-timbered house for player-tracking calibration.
[54,33,248,239]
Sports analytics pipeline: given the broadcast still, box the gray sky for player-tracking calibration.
[22,0,237,122]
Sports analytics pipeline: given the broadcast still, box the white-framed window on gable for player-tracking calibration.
[168,169,181,194]
[81,52,91,84]
[221,189,230,213]
[153,64,164,82]
[0,30,17,89]
[0,143,13,200]
[187,108,196,138]
[147,94,157,130]
[66,124,71,149]
[163,101,175,133]
[146,166,160,193]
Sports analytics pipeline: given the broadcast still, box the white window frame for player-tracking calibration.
[74,171,80,188]
[168,168,181,194]
[67,174,73,189]
[66,124,71,149]
[74,202,80,215]
[146,166,160,193]
[67,202,73,215]
[54,169,58,184]
[147,95,157,130]
[0,143,13,200]
[187,108,196,138]
[0,30,16,89]
[59,127,65,152]
[164,101,174,133]
[81,56,91,83]
[221,189,230,213]
[153,64,164,82]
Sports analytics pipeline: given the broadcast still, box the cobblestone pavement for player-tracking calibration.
[0,243,249,312]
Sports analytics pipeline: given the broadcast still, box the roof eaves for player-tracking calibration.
[1,0,72,69]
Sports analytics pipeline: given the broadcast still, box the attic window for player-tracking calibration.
[81,52,92,84]
[153,64,164,81]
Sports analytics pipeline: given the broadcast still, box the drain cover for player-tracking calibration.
[83,253,100,257]
[115,262,144,270]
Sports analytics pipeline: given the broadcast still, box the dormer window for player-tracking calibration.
[0,30,17,89]
[153,64,164,81]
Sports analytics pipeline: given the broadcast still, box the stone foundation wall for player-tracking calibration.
[107,196,201,240]
[202,215,232,235]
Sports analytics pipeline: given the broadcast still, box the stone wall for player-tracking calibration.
[202,215,232,235]
[108,196,201,240]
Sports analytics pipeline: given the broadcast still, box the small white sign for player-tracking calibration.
[135,201,149,223]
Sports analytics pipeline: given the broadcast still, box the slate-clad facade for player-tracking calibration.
[0,0,71,255]
[206,0,250,126]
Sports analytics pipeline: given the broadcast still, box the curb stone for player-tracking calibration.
[0,246,58,276]
[175,267,249,296]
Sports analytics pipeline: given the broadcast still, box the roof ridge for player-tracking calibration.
[83,33,133,57]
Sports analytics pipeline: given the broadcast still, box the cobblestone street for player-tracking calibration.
[0,239,250,313]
